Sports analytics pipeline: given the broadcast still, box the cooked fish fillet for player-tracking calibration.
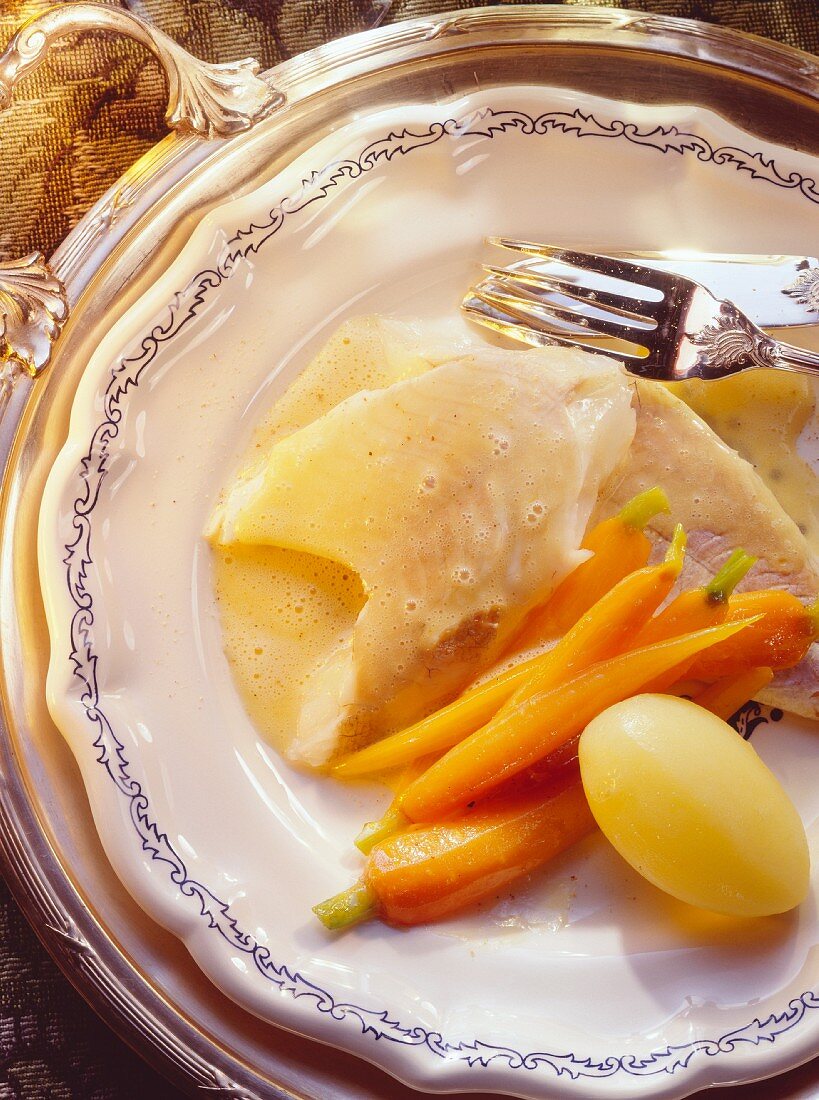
[603,380,819,719]
[214,348,636,764]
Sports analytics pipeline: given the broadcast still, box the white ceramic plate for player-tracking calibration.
[38,84,819,1100]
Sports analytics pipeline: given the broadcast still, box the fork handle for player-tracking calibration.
[769,341,819,375]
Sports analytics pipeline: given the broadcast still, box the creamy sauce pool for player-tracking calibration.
[214,544,364,755]
[671,371,819,555]
[213,318,431,756]
[214,322,819,758]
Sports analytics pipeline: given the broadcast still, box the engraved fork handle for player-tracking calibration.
[769,341,819,375]
[0,2,281,422]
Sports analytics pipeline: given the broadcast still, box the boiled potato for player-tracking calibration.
[579,694,809,917]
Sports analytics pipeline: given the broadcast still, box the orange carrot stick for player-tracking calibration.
[333,652,544,780]
[501,525,686,716]
[314,778,595,929]
[633,549,755,648]
[355,756,433,854]
[511,486,669,650]
[687,592,818,681]
[693,667,774,721]
[492,736,582,800]
[333,525,686,780]
[398,617,757,824]
[629,548,755,694]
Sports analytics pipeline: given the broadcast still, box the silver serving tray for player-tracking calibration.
[2,5,819,1097]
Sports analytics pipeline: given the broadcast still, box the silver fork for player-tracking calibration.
[462,238,819,380]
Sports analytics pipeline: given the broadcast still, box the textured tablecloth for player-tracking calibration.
[0,1,817,1097]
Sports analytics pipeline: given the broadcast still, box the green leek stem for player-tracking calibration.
[313,882,377,931]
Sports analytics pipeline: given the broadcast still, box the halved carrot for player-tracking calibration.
[314,777,594,929]
[398,616,758,824]
[333,525,685,780]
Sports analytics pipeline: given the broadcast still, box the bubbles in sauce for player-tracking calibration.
[213,331,634,764]
[214,543,364,752]
[212,317,433,757]
[213,320,819,759]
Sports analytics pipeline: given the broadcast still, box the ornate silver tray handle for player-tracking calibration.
[0,1,280,419]
[0,253,67,414]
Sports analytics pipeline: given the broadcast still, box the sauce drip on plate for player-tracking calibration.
[671,370,819,554]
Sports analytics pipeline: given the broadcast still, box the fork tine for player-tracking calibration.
[488,237,675,295]
[462,290,647,362]
[481,265,658,322]
[479,267,659,325]
[474,281,653,348]
[462,296,625,360]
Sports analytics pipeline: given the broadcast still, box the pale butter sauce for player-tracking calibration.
[213,318,436,757]
[214,319,819,760]
[670,370,819,555]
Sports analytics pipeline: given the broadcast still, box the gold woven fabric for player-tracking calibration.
[0,0,816,262]
[0,0,383,259]
[0,2,817,1099]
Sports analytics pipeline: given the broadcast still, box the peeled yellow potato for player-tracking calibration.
[579,695,809,917]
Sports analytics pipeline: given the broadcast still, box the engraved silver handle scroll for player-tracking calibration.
[0,2,280,415]
[0,254,68,417]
